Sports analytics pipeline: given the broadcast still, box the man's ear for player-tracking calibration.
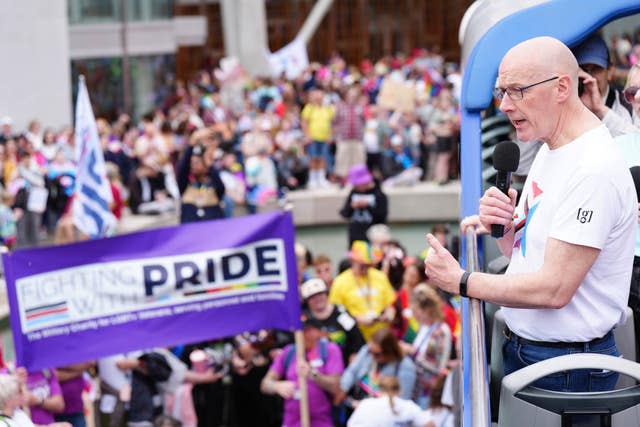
[557,75,572,102]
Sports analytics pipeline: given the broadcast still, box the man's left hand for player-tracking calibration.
[424,233,465,295]
[578,70,607,118]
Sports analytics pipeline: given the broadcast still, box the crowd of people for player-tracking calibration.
[0,47,462,249]
[0,225,461,427]
[0,47,464,427]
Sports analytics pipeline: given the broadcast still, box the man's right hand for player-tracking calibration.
[478,186,517,234]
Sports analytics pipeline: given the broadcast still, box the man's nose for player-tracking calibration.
[499,94,514,113]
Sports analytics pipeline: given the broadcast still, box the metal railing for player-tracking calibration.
[462,227,491,426]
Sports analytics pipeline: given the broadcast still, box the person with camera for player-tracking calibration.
[176,128,225,224]
[572,34,635,136]
[425,36,636,392]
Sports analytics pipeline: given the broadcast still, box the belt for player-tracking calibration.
[503,326,613,349]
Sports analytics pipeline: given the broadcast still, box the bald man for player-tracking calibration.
[424,36,636,392]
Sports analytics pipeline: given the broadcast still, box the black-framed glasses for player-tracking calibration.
[624,86,639,103]
[493,76,559,101]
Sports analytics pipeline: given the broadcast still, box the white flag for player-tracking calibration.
[73,76,116,238]
[268,38,309,80]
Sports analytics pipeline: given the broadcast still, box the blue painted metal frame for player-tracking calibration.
[459,1,640,426]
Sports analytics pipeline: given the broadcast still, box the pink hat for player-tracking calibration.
[348,164,373,186]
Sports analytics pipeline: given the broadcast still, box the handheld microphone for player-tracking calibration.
[491,141,520,238]
[630,166,640,202]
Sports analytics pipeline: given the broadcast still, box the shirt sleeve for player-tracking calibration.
[323,342,345,375]
[602,109,637,137]
[549,173,618,249]
[269,344,288,379]
[340,345,368,392]
[345,399,373,427]
[48,370,63,396]
[397,358,417,400]
[328,276,345,307]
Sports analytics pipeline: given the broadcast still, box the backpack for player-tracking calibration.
[283,338,329,373]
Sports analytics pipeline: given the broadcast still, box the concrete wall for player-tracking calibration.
[0,0,72,131]
[68,17,207,59]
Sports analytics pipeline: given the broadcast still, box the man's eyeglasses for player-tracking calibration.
[493,76,559,101]
[624,86,639,104]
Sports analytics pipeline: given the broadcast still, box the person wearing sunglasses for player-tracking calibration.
[613,63,640,364]
[425,36,637,393]
[572,34,634,137]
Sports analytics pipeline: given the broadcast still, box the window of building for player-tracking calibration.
[68,0,172,24]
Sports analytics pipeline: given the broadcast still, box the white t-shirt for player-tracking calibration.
[503,125,636,341]
[423,407,454,427]
[2,410,35,427]
[347,395,430,427]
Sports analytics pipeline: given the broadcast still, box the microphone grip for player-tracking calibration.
[491,171,512,238]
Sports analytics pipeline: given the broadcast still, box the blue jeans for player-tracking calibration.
[503,330,619,392]
[55,413,86,427]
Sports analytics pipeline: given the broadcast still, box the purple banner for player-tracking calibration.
[3,212,301,370]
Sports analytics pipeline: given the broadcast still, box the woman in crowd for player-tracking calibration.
[346,375,429,427]
[336,327,416,407]
[394,259,428,341]
[421,375,453,427]
[402,285,451,408]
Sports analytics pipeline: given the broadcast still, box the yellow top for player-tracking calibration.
[301,104,335,142]
[329,267,396,340]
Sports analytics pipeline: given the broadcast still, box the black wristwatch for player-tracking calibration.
[459,271,471,298]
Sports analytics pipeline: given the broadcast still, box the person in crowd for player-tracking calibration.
[335,328,416,408]
[97,355,130,427]
[0,116,13,144]
[333,86,366,185]
[218,151,246,218]
[425,89,458,185]
[312,254,335,288]
[229,331,284,427]
[54,363,94,427]
[346,375,430,427]
[426,36,636,392]
[129,114,175,215]
[613,63,640,360]
[301,278,365,366]
[26,369,65,426]
[13,148,47,248]
[339,164,388,247]
[572,33,635,136]
[421,375,453,427]
[0,373,71,427]
[176,129,225,223]
[261,316,344,427]
[0,373,37,427]
[366,224,392,255]
[394,260,428,342]
[301,88,335,188]
[329,240,396,340]
[401,285,451,408]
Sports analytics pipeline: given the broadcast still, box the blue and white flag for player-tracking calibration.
[73,76,116,238]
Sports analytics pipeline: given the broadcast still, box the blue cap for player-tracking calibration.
[572,35,609,69]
